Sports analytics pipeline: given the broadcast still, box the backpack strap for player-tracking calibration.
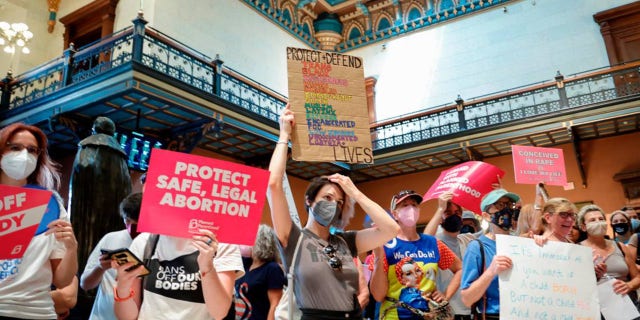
[636,234,640,264]
[141,234,160,304]
[287,232,304,320]
[470,239,486,320]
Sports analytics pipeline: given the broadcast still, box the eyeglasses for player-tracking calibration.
[556,211,577,220]
[493,200,515,211]
[5,142,42,156]
[323,244,342,271]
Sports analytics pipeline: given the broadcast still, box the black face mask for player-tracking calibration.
[442,215,463,232]
[491,207,513,231]
[460,224,476,234]
[612,223,630,235]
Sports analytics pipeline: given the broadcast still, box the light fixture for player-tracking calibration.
[555,70,564,89]
[0,22,34,55]
[455,94,464,111]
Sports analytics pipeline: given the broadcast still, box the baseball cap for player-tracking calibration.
[480,189,520,212]
[462,211,476,220]
[390,190,423,211]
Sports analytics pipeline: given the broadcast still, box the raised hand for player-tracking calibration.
[192,229,219,274]
[45,219,77,250]
[488,255,512,276]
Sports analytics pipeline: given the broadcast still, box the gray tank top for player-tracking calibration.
[283,226,359,311]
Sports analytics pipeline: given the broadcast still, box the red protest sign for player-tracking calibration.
[138,149,269,245]
[0,185,52,259]
[423,161,504,214]
[511,145,567,186]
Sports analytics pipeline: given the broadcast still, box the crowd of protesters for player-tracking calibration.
[2,111,639,320]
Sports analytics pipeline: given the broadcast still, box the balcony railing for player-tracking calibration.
[1,15,638,152]
[370,62,640,150]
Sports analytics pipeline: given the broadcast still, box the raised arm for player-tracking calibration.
[268,104,295,246]
[48,219,79,288]
[460,255,512,307]
[369,246,389,302]
[534,182,549,211]
[330,174,399,253]
[423,192,453,236]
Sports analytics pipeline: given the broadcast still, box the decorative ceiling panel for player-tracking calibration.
[241,0,515,52]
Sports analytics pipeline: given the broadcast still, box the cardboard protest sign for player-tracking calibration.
[422,161,504,214]
[138,149,269,245]
[512,145,567,186]
[286,47,373,164]
[0,185,52,259]
[496,235,599,320]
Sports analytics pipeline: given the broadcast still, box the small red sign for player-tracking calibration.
[0,185,52,259]
[511,145,567,186]
[138,149,270,245]
[423,161,504,214]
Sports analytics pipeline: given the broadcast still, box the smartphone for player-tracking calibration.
[100,248,111,255]
[108,248,151,276]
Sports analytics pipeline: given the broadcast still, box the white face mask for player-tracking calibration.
[1,150,38,181]
[586,220,607,237]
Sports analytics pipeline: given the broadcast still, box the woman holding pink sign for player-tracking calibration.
[267,104,400,319]
[0,123,79,319]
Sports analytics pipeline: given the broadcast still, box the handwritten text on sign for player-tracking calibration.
[287,47,373,164]
[496,235,599,320]
[512,145,567,186]
[0,185,51,259]
[138,149,269,245]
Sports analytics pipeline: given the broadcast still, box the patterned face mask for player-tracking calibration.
[491,207,513,231]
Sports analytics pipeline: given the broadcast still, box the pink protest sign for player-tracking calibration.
[0,185,52,259]
[512,145,567,186]
[138,149,270,245]
[423,161,504,214]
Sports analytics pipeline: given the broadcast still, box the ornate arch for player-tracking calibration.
[404,2,424,23]
[374,11,394,33]
[280,1,296,27]
[343,20,365,41]
[300,16,315,40]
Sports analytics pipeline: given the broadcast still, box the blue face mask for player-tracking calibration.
[631,219,640,233]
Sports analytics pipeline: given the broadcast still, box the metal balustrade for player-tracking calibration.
[1,16,639,153]
[370,63,640,150]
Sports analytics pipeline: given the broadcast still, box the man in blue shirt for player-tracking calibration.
[460,189,520,319]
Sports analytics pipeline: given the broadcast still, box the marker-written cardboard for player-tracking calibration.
[286,47,373,164]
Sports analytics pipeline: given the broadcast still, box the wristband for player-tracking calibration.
[113,286,134,302]
[200,269,213,278]
[276,140,288,145]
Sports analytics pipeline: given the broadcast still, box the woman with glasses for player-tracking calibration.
[370,189,462,320]
[0,123,79,319]
[535,198,578,243]
[577,205,640,313]
[268,104,400,320]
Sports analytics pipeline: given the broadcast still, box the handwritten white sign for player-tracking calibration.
[496,235,600,320]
